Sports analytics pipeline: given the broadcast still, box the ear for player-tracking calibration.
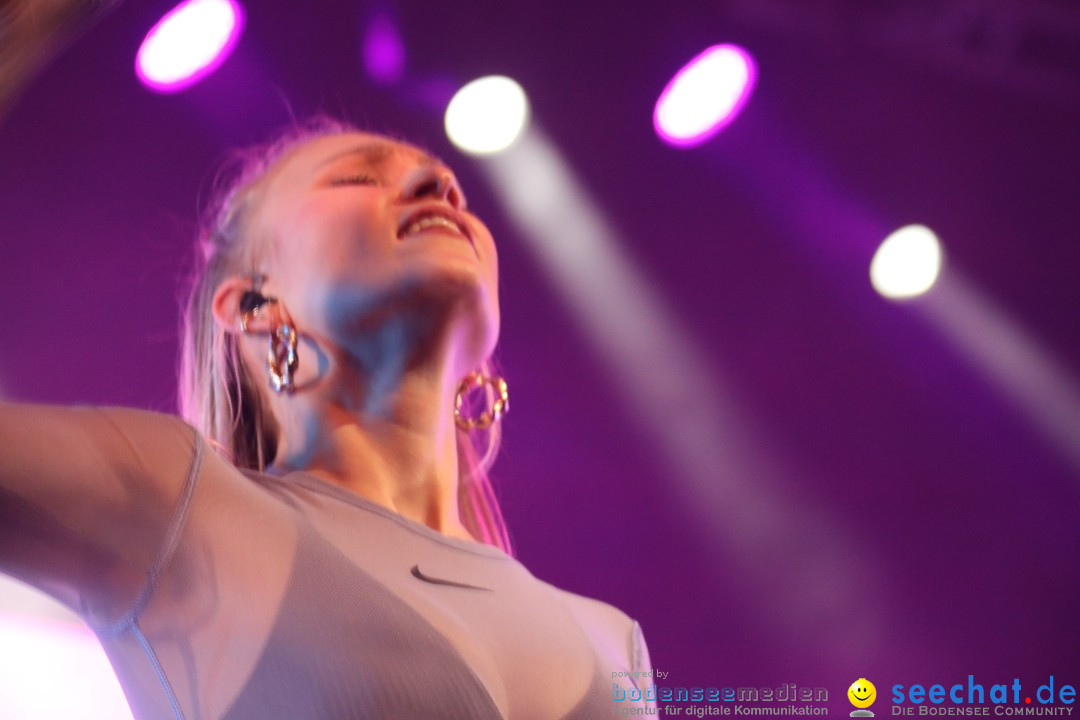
[211,275,258,334]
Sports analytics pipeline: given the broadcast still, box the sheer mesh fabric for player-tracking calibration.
[77,411,654,719]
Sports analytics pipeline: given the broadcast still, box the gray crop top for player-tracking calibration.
[83,424,656,719]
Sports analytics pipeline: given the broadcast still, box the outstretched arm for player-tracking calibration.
[0,404,199,624]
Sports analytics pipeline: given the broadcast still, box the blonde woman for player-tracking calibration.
[0,118,656,719]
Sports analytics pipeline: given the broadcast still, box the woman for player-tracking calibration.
[0,118,656,719]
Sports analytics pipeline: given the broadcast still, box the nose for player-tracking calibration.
[400,164,466,210]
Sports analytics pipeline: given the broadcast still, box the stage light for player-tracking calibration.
[445,76,529,155]
[870,224,944,300]
[920,276,1080,473]
[361,12,405,85]
[654,44,757,148]
[0,614,133,719]
[475,131,881,652]
[136,0,245,94]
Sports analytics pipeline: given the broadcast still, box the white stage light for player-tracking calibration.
[0,578,132,719]
[870,224,944,299]
[445,76,529,155]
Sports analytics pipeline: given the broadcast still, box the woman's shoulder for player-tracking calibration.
[539,578,638,646]
[0,403,204,623]
[63,405,201,461]
[0,402,202,494]
[95,404,197,433]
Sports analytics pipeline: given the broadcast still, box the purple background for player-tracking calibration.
[2,0,1078,710]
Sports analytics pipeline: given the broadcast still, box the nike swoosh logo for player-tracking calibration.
[410,564,493,591]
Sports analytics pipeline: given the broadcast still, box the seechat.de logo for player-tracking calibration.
[850,679,878,718]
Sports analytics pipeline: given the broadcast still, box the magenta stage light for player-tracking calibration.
[136,0,245,94]
[654,44,757,148]
[361,12,406,85]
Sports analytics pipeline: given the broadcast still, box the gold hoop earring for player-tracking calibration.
[454,372,509,430]
[240,293,299,394]
[267,320,299,394]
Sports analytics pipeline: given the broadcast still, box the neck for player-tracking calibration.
[268,314,477,542]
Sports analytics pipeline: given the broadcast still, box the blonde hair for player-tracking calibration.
[178,117,513,555]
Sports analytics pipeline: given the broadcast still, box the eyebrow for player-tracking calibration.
[314,141,441,172]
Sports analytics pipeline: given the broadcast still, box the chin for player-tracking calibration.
[324,264,499,361]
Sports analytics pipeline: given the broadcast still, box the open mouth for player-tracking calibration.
[398,210,471,242]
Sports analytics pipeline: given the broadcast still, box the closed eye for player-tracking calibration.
[329,173,379,187]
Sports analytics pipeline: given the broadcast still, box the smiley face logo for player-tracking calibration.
[848,679,877,709]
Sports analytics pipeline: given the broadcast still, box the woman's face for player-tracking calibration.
[246,132,499,374]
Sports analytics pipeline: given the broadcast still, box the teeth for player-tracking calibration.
[403,215,463,237]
